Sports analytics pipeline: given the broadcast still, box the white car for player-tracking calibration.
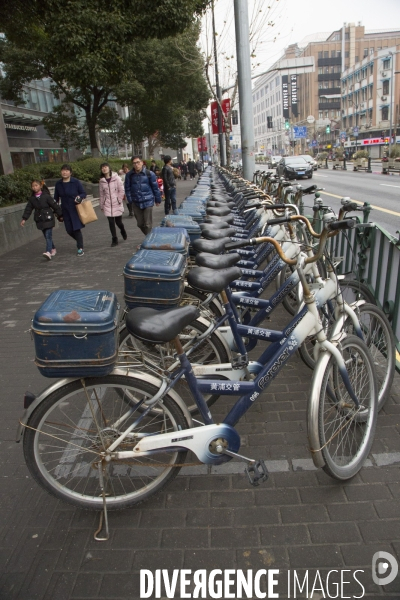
[269,155,283,168]
[300,155,318,171]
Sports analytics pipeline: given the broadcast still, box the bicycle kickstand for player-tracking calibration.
[94,460,110,542]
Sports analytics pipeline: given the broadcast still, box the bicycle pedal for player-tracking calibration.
[245,459,269,487]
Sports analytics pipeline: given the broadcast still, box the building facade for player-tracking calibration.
[341,45,400,156]
[296,24,400,152]
[252,67,285,157]
[0,78,75,174]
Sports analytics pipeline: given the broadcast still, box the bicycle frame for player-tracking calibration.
[108,266,360,467]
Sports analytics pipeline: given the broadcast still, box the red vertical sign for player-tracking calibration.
[211,99,231,133]
[197,137,208,152]
[211,101,219,134]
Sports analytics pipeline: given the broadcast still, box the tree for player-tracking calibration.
[200,0,285,164]
[42,104,89,153]
[118,24,209,156]
[0,0,210,156]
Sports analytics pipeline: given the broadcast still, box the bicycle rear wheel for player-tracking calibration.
[23,375,189,510]
[118,318,230,413]
[311,335,377,480]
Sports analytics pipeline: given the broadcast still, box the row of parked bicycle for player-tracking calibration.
[18,166,394,538]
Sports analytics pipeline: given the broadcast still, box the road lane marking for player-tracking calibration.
[320,191,400,218]
[380,184,400,189]
[314,174,328,177]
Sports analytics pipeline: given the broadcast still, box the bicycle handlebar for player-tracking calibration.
[225,219,355,265]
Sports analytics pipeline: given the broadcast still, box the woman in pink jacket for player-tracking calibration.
[99,163,127,246]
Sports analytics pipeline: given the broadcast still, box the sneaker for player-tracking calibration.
[51,248,57,256]
[77,249,84,257]
[43,251,52,260]
[121,229,127,241]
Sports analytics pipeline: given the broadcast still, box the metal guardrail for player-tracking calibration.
[332,219,400,371]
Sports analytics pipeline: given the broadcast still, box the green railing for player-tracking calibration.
[331,216,400,371]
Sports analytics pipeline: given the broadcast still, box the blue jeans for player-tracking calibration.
[164,187,176,214]
[42,228,55,253]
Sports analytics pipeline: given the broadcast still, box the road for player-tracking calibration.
[259,163,400,237]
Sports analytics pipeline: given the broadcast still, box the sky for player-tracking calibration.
[206,0,400,87]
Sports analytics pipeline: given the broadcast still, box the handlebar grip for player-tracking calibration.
[225,238,257,250]
[267,216,289,226]
[302,185,318,195]
[327,219,355,231]
[269,203,287,210]
[342,202,359,212]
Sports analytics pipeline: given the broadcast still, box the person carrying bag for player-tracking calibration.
[99,162,127,246]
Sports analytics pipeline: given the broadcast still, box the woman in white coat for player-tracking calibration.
[99,163,127,246]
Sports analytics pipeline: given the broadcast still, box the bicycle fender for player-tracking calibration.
[16,369,193,443]
[196,316,231,360]
[307,351,331,468]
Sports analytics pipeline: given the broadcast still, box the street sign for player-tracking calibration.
[307,115,315,124]
[293,126,307,139]
[311,140,317,147]
[340,131,346,142]
[353,126,359,136]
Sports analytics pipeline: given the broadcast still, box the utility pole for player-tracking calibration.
[234,0,255,181]
[211,0,225,166]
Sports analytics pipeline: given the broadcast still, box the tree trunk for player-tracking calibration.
[86,113,100,157]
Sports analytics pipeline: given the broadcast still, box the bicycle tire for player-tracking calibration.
[313,335,377,480]
[118,318,230,413]
[23,375,189,510]
[339,279,376,305]
[343,303,395,412]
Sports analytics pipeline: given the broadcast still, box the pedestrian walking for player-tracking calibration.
[149,159,157,173]
[161,155,178,216]
[187,158,196,180]
[196,159,203,175]
[20,179,63,260]
[99,163,127,247]
[179,160,188,180]
[154,167,165,198]
[118,163,130,185]
[54,164,87,257]
[124,155,161,236]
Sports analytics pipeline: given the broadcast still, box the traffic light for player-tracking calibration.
[326,124,331,134]
[285,120,290,130]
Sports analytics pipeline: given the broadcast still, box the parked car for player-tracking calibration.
[276,156,313,180]
[300,154,318,171]
[268,155,283,168]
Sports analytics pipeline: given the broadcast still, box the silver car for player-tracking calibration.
[300,155,318,171]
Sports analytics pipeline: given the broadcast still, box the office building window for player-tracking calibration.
[383,58,391,69]
[382,106,389,120]
[232,110,238,125]
[370,63,374,75]
[369,84,373,99]
[318,51,323,59]
[363,48,368,57]
[370,48,374,54]
[324,51,329,58]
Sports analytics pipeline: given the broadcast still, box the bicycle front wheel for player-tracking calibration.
[311,335,377,480]
[23,375,189,510]
[344,303,395,411]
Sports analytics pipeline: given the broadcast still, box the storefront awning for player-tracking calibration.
[2,110,42,125]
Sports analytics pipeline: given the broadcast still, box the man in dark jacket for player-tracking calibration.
[124,156,161,235]
[187,159,196,180]
[161,155,178,216]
